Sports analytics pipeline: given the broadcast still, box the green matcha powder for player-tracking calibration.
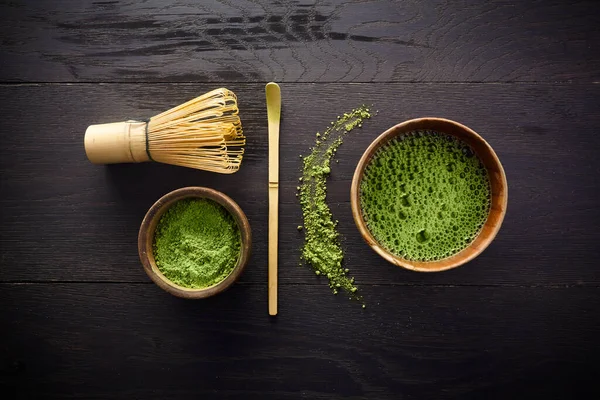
[298,106,372,302]
[153,198,241,288]
[360,130,491,261]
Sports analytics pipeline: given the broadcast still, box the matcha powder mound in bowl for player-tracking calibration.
[138,187,252,299]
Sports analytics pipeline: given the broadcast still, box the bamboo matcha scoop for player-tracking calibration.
[266,82,281,316]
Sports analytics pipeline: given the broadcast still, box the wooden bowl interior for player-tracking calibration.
[351,118,507,272]
[138,187,251,298]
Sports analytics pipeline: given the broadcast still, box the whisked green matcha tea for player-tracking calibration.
[360,130,491,261]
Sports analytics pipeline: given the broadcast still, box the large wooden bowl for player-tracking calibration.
[350,118,507,272]
[138,187,251,298]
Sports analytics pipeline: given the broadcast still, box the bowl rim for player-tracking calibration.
[350,117,508,272]
[138,186,252,298]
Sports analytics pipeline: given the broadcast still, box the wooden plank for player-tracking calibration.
[1,83,599,286]
[0,0,598,83]
[1,283,598,399]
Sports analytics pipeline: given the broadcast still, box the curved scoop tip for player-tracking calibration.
[266,82,280,93]
[265,82,281,121]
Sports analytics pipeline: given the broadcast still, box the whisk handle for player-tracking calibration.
[84,121,151,165]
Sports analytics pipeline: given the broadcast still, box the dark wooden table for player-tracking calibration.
[1,1,599,398]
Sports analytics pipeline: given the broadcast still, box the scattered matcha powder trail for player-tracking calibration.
[153,198,241,289]
[298,106,372,301]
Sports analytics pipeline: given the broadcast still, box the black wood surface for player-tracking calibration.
[2,284,599,399]
[1,0,598,83]
[1,1,599,399]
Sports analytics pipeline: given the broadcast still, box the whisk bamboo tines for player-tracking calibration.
[84,88,245,174]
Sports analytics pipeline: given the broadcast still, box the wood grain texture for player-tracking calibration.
[0,0,598,83]
[1,83,599,287]
[2,1,599,398]
[1,283,599,399]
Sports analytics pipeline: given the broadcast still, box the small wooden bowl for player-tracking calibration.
[138,187,251,298]
[351,118,507,272]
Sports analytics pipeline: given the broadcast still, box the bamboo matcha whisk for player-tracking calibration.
[84,88,245,173]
